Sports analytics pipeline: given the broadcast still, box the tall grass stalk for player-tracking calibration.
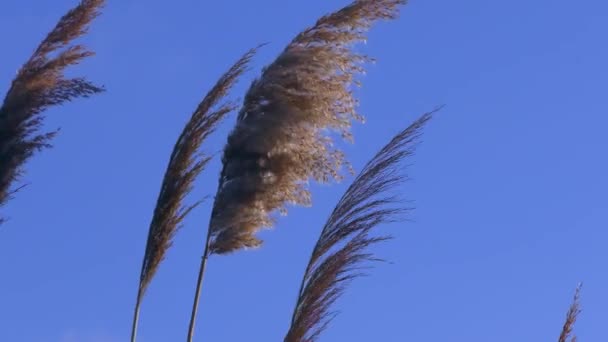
[186,1,408,339]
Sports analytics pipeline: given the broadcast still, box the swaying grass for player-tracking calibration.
[3,2,594,342]
[0,0,105,224]
[558,284,582,342]
[130,47,259,342]
[186,1,408,340]
[284,111,435,342]
[208,0,408,254]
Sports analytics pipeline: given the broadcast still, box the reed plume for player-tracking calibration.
[558,284,582,342]
[284,111,434,342]
[0,0,105,224]
[186,1,408,339]
[208,0,407,254]
[130,48,259,342]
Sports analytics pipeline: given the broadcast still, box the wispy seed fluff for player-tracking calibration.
[208,0,407,254]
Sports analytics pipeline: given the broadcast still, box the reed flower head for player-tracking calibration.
[558,284,582,342]
[208,0,407,254]
[285,111,434,342]
[0,0,105,222]
[137,48,259,295]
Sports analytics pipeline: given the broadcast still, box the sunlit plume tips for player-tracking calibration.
[207,0,407,254]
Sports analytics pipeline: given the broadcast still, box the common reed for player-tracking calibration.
[284,111,434,342]
[0,0,105,224]
[208,0,407,254]
[187,1,407,339]
[558,284,582,342]
[130,48,259,342]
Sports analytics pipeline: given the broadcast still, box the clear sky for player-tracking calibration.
[1,0,606,341]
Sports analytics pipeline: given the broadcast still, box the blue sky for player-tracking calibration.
[1,0,607,341]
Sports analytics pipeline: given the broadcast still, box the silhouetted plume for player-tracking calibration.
[208,0,407,254]
[137,47,259,294]
[130,47,259,342]
[284,111,434,342]
[558,284,582,342]
[0,0,105,223]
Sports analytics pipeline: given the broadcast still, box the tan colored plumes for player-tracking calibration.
[131,48,259,341]
[208,0,407,254]
[0,0,105,223]
[558,284,582,342]
[285,111,434,342]
[136,48,259,295]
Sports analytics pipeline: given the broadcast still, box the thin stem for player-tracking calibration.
[187,230,212,342]
[130,288,143,342]
[131,233,150,342]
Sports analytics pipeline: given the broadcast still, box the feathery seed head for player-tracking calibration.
[208,0,407,254]
[136,48,259,295]
[0,0,105,222]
